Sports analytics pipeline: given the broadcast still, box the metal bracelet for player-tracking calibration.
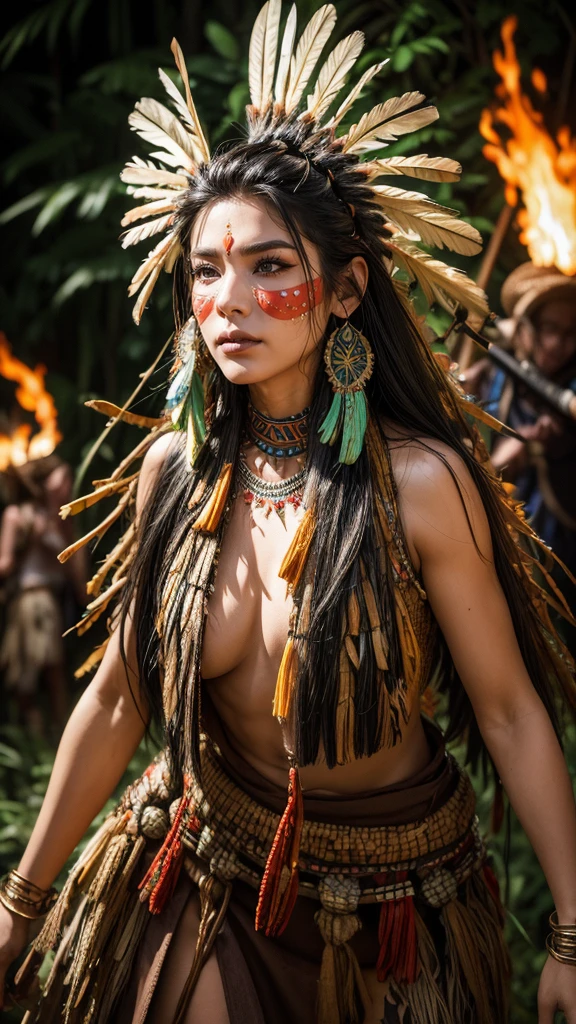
[546,933,576,966]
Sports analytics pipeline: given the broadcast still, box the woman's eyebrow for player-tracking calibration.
[190,239,297,258]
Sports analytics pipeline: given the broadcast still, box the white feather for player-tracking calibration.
[284,4,337,114]
[389,238,488,317]
[248,0,282,113]
[325,60,388,128]
[365,154,461,183]
[170,38,210,163]
[121,213,174,249]
[342,92,438,153]
[304,31,365,123]
[121,199,178,226]
[274,4,297,111]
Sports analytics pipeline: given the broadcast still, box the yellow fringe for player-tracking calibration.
[192,463,233,533]
[60,473,139,520]
[84,399,167,429]
[74,640,109,679]
[272,637,297,719]
[278,507,316,589]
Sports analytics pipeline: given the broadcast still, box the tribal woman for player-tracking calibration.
[1,4,576,1022]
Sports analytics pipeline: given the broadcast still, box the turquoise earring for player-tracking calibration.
[318,320,374,465]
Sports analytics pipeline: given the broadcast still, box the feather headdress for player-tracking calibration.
[61,1,494,676]
[120,0,487,325]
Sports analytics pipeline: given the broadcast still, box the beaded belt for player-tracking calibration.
[182,739,484,909]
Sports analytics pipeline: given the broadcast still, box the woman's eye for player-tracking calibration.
[256,258,291,275]
[191,264,219,281]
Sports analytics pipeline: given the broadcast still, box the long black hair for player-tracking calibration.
[122,114,574,780]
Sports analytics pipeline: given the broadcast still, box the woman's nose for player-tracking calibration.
[215,269,252,318]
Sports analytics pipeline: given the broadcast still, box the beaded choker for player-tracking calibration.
[247,403,309,459]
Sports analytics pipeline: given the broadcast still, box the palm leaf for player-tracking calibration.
[365,154,461,183]
[284,4,337,114]
[325,60,388,128]
[305,30,364,123]
[342,92,438,153]
[249,0,282,113]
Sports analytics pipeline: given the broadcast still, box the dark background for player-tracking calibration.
[1,1,575,1019]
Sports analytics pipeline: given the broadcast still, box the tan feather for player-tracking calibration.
[87,524,136,598]
[365,154,461,183]
[132,261,165,325]
[342,92,438,153]
[284,4,337,115]
[388,238,489,317]
[170,38,210,163]
[129,99,196,172]
[121,213,174,249]
[126,186,182,201]
[273,4,297,112]
[325,59,388,128]
[121,199,178,227]
[304,30,364,123]
[60,473,139,519]
[147,149,191,170]
[128,233,178,292]
[120,162,189,189]
[374,185,482,255]
[249,0,282,113]
[157,69,207,165]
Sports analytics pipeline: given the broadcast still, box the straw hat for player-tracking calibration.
[501,261,576,320]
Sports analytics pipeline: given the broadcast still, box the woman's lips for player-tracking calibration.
[218,338,261,353]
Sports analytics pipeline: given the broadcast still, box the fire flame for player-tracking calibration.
[0,332,62,471]
[480,16,576,275]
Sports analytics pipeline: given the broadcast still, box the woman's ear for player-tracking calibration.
[329,256,369,319]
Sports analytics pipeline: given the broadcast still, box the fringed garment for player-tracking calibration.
[14,420,576,1024]
[17,723,509,1024]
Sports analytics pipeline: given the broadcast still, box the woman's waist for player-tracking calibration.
[184,721,477,879]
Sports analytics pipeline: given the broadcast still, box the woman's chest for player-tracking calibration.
[200,495,304,680]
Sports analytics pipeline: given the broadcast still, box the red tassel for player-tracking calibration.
[255,765,304,937]
[375,871,419,984]
[138,776,196,915]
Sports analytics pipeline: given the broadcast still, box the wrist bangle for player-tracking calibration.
[546,911,576,966]
[0,870,58,921]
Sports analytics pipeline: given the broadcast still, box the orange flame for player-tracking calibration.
[0,332,62,471]
[480,16,576,275]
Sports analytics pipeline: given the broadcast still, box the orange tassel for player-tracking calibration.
[138,778,197,915]
[278,507,315,589]
[375,872,419,984]
[255,765,303,937]
[192,462,233,532]
[272,637,297,719]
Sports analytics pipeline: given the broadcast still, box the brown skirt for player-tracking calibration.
[115,722,510,1024]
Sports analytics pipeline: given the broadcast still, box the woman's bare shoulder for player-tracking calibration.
[136,431,181,514]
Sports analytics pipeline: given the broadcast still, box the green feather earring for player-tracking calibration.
[165,319,207,467]
[319,321,374,464]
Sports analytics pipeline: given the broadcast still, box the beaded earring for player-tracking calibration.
[319,319,374,464]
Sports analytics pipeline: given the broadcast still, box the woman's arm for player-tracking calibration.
[0,433,174,1006]
[0,505,21,577]
[395,438,576,1022]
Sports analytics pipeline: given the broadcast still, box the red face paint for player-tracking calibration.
[192,293,216,325]
[252,277,324,320]
[223,222,234,256]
